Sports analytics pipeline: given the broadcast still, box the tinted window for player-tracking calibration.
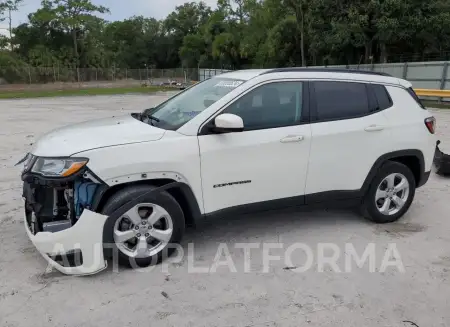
[372,84,392,110]
[313,81,369,121]
[224,82,303,130]
[407,87,426,109]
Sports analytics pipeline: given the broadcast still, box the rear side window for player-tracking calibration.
[371,84,393,110]
[407,87,426,109]
[313,81,369,121]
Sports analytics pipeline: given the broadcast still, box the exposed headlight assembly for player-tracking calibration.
[15,153,35,173]
[31,157,88,177]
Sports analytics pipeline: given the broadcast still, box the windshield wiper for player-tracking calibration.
[141,111,160,126]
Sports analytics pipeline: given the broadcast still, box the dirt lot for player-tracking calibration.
[1,95,450,327]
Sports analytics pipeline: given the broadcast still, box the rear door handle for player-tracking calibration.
[364,125,385,132]
[280,135,304,143]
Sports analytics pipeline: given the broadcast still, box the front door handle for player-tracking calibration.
[280,135,304,143]
[364,125,385,132]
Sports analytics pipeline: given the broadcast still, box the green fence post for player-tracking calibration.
[402,62,408,79]
[439,62,448,103]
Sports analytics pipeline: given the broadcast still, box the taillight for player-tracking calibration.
[425,117,436,134]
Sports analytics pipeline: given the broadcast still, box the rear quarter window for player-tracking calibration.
[407,87,426,109]
[371,84,393,110]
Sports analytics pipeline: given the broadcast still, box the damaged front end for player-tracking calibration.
[20,154,109,275]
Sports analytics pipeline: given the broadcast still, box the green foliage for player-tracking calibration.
[1,0,450,73]
[180,34,205,67]
[0,51,30,83]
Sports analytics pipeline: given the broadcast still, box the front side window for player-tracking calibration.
[313,81,369,121]
[146,78,244,130]
[223,82,303,130]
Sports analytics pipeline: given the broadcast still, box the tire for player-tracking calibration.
[102,185,185,268]
[361,161,416,224]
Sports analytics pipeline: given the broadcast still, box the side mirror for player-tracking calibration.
[211,113,244,133]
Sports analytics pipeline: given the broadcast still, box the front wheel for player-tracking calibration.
[361,161,416,224]
[102,185,185,268]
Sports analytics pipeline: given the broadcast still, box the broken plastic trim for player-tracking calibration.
[434,140,450,176]
[48,249,83,268]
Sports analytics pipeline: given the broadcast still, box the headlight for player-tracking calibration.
[31,157,88,177]
[16,153,35,172]
[23,154,35,172]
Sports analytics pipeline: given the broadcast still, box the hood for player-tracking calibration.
[31,114,166,157]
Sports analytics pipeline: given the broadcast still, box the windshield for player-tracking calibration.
[143,77,244,130]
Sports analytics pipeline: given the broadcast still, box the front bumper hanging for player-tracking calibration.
[21,166,109,275]
[25,208,108,275]
[23,177,187,276]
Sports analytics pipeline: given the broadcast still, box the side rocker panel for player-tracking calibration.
[87,148,426,224]
[205,149,428,218]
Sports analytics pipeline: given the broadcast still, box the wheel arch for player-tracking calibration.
[361,149,425,194]
[92,179,202,227]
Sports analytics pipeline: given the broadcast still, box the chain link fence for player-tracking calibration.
[3,61,450,93]
[0,67,202,91]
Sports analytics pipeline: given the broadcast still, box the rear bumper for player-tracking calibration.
[25,209,108,275]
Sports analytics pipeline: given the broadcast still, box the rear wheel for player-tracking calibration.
[361,161,416,223]
[102,185,185,267]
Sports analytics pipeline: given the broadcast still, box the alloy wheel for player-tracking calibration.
[375,173,410,216]
[113,203,173,258]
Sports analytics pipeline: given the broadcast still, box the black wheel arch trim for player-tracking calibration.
[97,181,202,232]
[361,149,426,193]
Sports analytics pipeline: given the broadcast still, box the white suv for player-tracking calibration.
[19,68,437,275]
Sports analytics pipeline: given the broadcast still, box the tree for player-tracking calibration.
[38,0,109,66]
[0,0,23,49]
[180,33,205,67]
[164,2,212,67]
[2,0,450,72]
[283,0,308,66]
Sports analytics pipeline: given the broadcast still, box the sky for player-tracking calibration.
[0,0,218,32]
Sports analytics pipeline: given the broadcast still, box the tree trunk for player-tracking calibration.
[365,41,372,64]
[72,29,79,66]
[8,9,12,50]
[380,42,387,63]
[300,4,306,67]
[237,0,244,25]
[72,29,80,82]
[285,0,306,67]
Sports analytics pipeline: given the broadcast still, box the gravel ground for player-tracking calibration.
[1,95,450,327]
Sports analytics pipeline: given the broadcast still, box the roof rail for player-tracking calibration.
[260,67,392,77]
